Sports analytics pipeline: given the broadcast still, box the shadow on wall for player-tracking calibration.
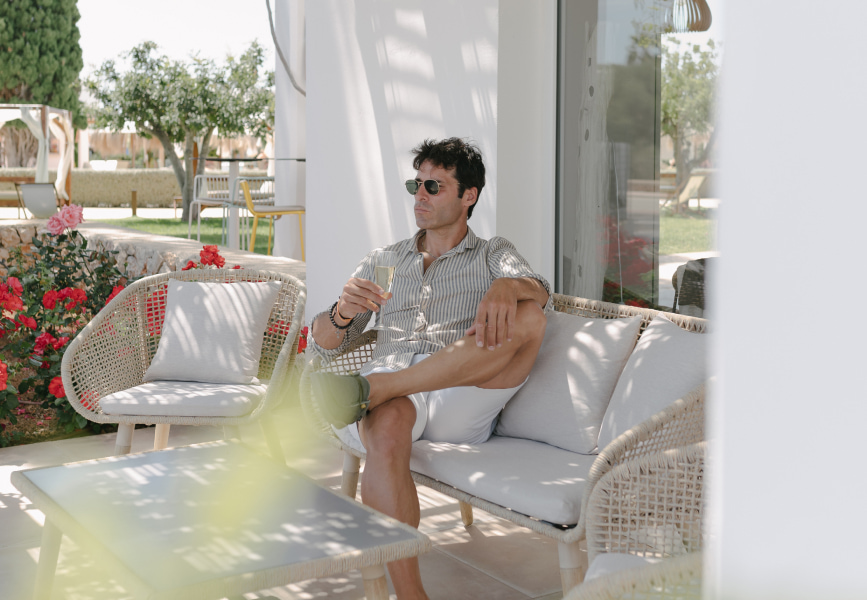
[353,0,499,243]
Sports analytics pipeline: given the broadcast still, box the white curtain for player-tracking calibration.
[48,113,73,201]
[18,108,49,183]
[569,26,613,300]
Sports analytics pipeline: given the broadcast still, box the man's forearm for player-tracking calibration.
[311,306,350,350]
[502,276,550,307]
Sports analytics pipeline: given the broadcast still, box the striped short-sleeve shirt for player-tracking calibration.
[311,227,553,375]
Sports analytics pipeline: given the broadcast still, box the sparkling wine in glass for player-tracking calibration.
[373,250,397,331]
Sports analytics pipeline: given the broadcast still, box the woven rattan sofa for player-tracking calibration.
[61,269,306,461]
[300,294,707,595]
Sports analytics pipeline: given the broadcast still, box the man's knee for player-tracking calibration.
[361,396,416,456]
[514,300,547,343]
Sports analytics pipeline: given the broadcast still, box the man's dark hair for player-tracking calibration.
[411,137,486,219]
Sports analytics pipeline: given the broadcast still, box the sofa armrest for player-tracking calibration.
[578,383,705,532]
[61,285,152,424]
[585,442,706,563]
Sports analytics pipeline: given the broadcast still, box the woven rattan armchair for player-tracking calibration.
[300,293,706,594]
[564,442,707,600]
[61,269,306,461]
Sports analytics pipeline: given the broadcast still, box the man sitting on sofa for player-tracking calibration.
[309,137,551,600]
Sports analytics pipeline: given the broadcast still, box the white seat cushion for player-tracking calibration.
[597,315,708,450]
[410,435,596,525]
[144,279,282,385]
[99,381,268,418]
[495,312,642,454]
[585,553,661,582]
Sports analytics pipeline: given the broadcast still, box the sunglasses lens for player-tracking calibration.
[405,180,419,195]
[424,180,440,195]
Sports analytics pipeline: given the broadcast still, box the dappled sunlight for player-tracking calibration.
[12,441,425,594]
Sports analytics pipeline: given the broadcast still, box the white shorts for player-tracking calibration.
[335,354,526,452]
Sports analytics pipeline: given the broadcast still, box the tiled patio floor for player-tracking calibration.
[0,400,566,599]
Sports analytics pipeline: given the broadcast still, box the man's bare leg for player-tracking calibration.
[358,397,428,599]
[366,300,547,410]
[353,300,546,598]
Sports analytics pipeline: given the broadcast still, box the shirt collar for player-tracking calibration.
[409,226,479,256]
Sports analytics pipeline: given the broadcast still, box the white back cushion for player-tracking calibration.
[144,280,281,384]
[495,312,642,454]
[597,315,707,449]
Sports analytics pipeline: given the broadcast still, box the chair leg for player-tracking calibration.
[250,215,259,253]
[267,216,274,255]
[341,451,362,498]
[115,423,135,455]
[260,418,286,465]
[459,501,474,526]
[223,425,241,441]
[153,424,170,450]
[558,540,587,593]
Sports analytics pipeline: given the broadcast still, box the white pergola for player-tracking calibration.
[0,104,74,200]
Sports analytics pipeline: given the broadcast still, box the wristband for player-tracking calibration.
[329,300,353,330]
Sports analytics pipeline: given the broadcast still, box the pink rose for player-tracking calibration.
[58,204,84,229]
[46,214,65,235]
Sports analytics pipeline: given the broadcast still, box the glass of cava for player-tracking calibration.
[373,250,397,331]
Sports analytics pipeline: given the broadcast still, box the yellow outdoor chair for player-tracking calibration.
[240,180,305,259]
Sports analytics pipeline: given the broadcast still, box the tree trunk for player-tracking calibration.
[149,128,187,220]
[1,127,38,168]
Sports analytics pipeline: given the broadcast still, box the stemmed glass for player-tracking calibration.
[373,250,397,331]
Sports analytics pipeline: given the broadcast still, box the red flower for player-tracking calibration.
[17,315,36,330]
[268,320,291,335]
[0,362,7,391]
[48,376,65,399]
[199,245,225,268]
[7,277,22,296]
[33,332,57,355]
[297,326,309,353]
[1,292,23,312]
[625,299,651,308]
[59,287,87,310]
[106,285,125,304]
[80,389,99,411]
[42,290,59,310]
[181,260,198,271]
[145,288,167,335]
[51,336,69,351]
[232,264,242,269]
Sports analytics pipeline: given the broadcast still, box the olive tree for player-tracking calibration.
[86,41,273,220]
[661,38,719,185]
[0,0,85,166]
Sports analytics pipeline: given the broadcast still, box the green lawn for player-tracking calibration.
[93,217,272,255]
[659,214,717,255]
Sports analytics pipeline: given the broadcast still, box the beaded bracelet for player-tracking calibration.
[329,300,353,330]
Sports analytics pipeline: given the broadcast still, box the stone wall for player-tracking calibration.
[0,223,39,275]
[0,168,267,207]
[0,221,306,283]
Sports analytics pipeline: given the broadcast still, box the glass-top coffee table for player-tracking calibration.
[12,440,430,599]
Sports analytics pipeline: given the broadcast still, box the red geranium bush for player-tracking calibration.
[0,206,135,446]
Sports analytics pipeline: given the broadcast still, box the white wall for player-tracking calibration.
[708,1,867,598]
[305,0,499,317]
[273,0,306,260]
[496,0,558,286]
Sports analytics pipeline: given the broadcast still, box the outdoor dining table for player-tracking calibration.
[12,440,430,600]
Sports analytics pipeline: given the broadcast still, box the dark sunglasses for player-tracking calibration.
[405,179,442,195]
